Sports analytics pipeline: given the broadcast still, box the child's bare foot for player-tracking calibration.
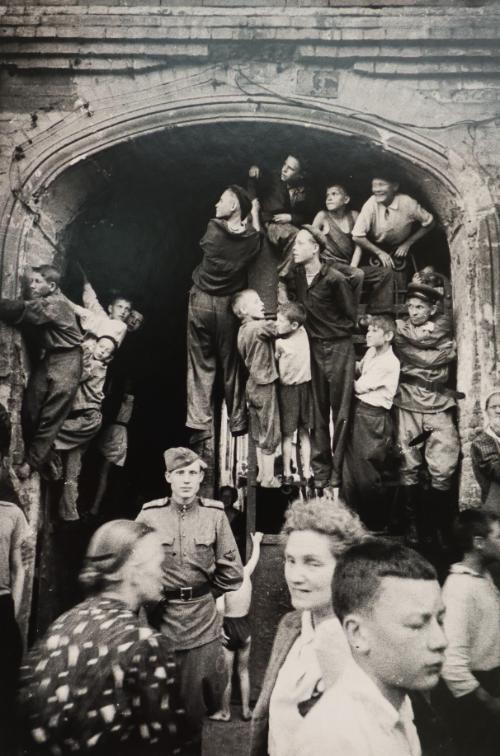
[241,709,253,721]
[209,710,231,722]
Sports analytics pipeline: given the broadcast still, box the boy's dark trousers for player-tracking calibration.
[22,347,83,470]
[309,337,355,488]
[186,287,247,438]
[341,398,393,529]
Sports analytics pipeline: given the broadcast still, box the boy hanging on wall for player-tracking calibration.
[232,289,281,488]
[313,183,394,316]
[186,185,261,447]
[0,265,83,479]
[53,334,117,521]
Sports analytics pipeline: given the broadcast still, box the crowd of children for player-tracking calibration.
[183,156,459,547]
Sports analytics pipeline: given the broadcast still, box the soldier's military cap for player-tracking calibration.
[163,447,207,473]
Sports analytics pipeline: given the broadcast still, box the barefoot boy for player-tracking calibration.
[275,302,314,491]
[232,289,281,488]
[211,531,264,722]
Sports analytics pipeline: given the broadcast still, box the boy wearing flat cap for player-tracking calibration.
[394,281,461,548]
[136,447,243,743]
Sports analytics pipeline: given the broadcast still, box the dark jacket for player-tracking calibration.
[248,171,315,227]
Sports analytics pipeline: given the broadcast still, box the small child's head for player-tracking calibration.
[28,265,61,299]
[108,294,132,323]
[93,335,118,363]
[365,315,396,349]
[126,309,144,333]
[82,333,98,355]
[277,302,307,335]
[325,184,350,213]
[232,289,265,321]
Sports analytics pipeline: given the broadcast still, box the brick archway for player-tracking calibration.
[1,87,498,506]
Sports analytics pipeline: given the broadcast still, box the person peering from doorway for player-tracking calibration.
[313,183,394,316]
[293,539,447,756]
[352,168,435,284]
[440,510,500,756]
[186,185,261,448]
[283,225,356,499]
[248,154,315,278]
[341,314,400,532]
[52,334,118,522]
[470,391,500,515]
[18,520,188,756]
[233,289,281,488]
[136,447,243,747]
[393,281,461,549]
[250,497,366,756]
[275,301,314,493]
[0,265,83,481]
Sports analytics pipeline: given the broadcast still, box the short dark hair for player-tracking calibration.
[371,167,400,185]
[279,301,307,327]
[332,539,437,622]
[96,334,118,351]
[34,265,61,287]
[452,509,498,555]
[325,182,349,197]
[369,314,396,338]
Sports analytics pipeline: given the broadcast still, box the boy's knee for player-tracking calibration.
[352,268,364,283]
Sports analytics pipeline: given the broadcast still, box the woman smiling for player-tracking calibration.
[250,498,366,756]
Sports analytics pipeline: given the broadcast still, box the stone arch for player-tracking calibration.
[1,85,498,507]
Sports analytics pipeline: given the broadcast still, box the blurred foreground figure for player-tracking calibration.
[19,520,187,756]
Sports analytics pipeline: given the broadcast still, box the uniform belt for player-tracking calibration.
[164,583,211,601]
[399,373,465,400]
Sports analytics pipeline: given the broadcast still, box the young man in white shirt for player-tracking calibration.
[293,539,446,756]
[441,509,500,756]
[341,314,400,530]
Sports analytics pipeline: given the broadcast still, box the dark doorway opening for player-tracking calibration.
[57,120,450,520]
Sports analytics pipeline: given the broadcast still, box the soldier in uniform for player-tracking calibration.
[136,447,244,745]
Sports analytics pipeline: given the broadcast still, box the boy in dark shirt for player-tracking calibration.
[0,265,83,479]
[284,226,356,497]
[233,289,280,488]
[187,185,261,445]
[248,155,315,277]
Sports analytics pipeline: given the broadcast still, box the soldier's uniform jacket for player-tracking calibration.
[136,496,243,651]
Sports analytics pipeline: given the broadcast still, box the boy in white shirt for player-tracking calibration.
[275,302,314,493]
[342,315,400,530]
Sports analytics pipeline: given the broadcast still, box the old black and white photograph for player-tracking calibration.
[1,0,500,754]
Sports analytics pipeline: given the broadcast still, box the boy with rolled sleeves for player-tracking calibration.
[0,265,83,479]
[136,447,243,744]
[352,170,435,284]
[275,301,314,491]
[342,315,400,530]
[232,289,281,488]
